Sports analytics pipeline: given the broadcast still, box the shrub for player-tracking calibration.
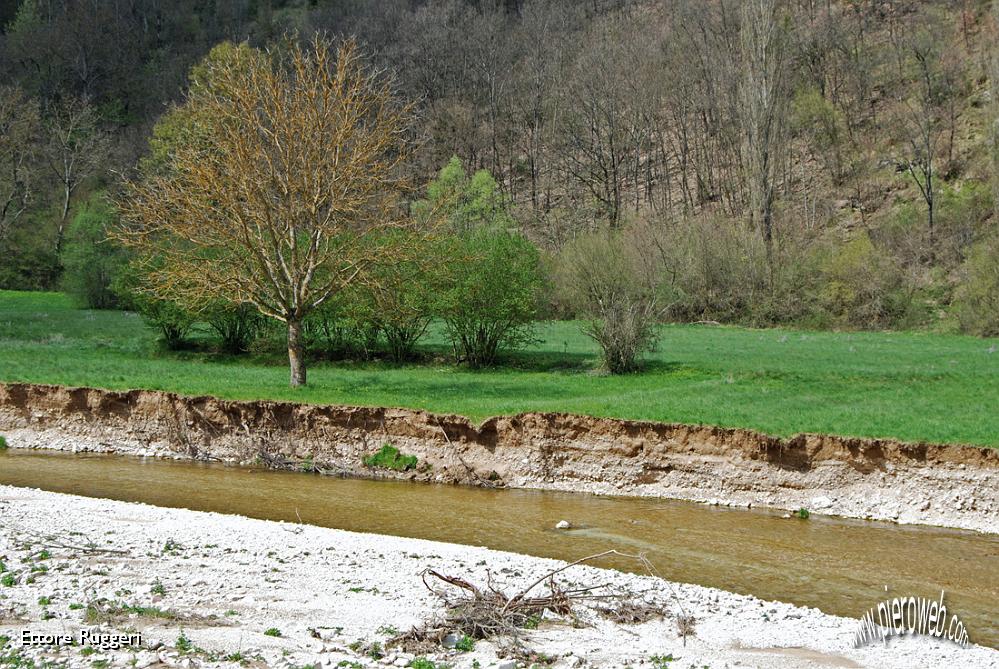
[133,295,196,350]
[439,229,544,367]
[358,235,448,362]
[556,229,666,373]
[660,214,772,323]
[204,301,264,354]
[954,235,999,336]
[60,195,126,309]
[263,627,282,637]
[815,233,915,329]
[0,435,7,450]
[113,263,195,350]
[363,443,418,471]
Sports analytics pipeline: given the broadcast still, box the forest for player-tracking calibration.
[2,0,998,361]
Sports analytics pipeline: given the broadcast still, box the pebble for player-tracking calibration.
[555,520,571,530]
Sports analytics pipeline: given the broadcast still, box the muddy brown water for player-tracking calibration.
[1,449,997,647]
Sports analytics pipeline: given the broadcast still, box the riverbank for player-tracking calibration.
[2,383,998,534]
[1,485,995,669]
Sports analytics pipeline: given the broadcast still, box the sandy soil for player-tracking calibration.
[0,485,995,669]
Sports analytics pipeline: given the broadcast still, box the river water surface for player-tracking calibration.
[1,449,996,647]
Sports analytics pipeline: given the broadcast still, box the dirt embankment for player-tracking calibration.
[1,382,996,533]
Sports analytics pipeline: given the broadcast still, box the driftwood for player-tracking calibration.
[0,518,128,556]
[393,549,696,657]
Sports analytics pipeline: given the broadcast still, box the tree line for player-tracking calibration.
[3,0,999,384]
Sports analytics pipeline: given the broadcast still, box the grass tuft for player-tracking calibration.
[363,443,418,471]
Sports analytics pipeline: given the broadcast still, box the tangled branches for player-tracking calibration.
[392,550,696,658]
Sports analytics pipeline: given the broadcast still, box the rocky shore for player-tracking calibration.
[1,485,996,669]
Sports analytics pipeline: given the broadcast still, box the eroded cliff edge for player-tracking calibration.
[1,382,996,533]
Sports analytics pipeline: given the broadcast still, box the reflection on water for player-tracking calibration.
[1,449,996,647]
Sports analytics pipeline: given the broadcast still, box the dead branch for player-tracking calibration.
[394,549,696,658]
[0,520,128,556]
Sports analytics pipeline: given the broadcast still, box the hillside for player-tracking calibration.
[1,0,998,333]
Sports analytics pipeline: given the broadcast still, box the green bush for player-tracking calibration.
[815,233,915,329]
[439,229,544,367]
[0,435,7,450]
[954,235,999,336]
[60,195,126,309]
[0,225,60,290]
[360,235,448,362]
[363,443,418,471]
[113,262,195,350]
[204,301,264,354]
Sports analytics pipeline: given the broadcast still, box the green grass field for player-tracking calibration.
[1,290,997,447]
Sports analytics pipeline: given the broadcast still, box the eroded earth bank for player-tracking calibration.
[1,383,996,533]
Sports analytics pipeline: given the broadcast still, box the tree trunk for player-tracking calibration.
[287,319,306,387]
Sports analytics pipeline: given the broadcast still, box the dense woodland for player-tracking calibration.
[2,0,999,354]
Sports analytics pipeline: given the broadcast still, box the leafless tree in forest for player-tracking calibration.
[892,17,960,261]
[0,86,40,244]
[740,0,791,277]
[44,96,111,254]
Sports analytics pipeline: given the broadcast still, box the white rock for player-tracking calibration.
[811,495,833,510]
[555,520,571,530]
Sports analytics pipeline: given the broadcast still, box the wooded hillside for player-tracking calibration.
[2,0,998,333]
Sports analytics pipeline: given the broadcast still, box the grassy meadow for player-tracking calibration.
[1,290,997,447]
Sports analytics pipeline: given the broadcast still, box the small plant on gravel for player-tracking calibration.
[454,634,475,652]
[796,508,810,520]
[80,647,97,657]
[175,632,193,653]
[92,659,110,669]
[69,603,83,610]
[1,574,15,587]
[162,538,182,554]
[408,659,440,669]
[650,655,678,669]
[363,443,418,471]
[150,580,166,595]
[37,596,51,606]
[0,435,7,450]
[263,628,282,637]
[34,550,51,561]
[366,641,384,660]
[336,662,364,669]
[376,624,399,636]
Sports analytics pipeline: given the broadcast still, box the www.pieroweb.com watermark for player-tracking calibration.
[854,590,970,648]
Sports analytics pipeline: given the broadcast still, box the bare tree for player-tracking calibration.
[0,86,41,244]
[740,0,790,275]
[116,37,415,387]
[44,95,111,253]
[892,20,959,260]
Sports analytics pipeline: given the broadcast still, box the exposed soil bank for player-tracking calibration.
[1,382,997,533]
[2,485,996,669]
